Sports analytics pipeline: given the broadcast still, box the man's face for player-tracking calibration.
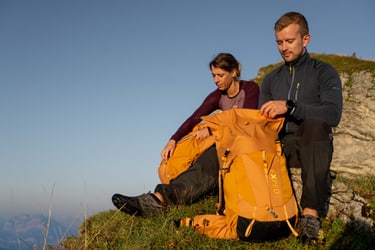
[275,23,310,63]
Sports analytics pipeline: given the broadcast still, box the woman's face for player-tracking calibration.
[211,66,236,91]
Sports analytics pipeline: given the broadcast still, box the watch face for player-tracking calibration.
[287,100,295,108]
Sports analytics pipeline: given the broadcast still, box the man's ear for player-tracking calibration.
[303,34,311,47]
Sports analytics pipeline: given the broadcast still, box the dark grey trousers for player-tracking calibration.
[154,145,219,205]
[281,118,334,217]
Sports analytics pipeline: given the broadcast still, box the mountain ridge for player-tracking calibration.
[0,214,78,249]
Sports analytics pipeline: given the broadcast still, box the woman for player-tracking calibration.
[112,53,259,217]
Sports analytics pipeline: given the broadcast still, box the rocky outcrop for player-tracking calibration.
[332,71,375,177]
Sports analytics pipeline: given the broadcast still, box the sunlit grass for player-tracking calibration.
[338,175,375,208]
[252,53,375,86]
[61,177,375,250]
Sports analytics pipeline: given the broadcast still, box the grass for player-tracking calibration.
[61,177,375,250]
[252,53,375,87]
[342,175,375,207]
[337,175,375,221]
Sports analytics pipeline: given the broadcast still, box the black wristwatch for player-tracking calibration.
[286,100,296,114]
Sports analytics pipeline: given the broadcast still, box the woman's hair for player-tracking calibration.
[274,12,309,37]
[209,53,241,80]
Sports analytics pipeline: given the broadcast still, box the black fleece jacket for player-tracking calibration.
[259,52,343,135]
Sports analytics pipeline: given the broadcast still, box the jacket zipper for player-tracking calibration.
[287,65,295,100]
[287,65,301,101]
[286,66,300,133]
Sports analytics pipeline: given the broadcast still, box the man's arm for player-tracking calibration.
[292,65,343,127]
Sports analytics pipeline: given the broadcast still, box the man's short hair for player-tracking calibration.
[274,12,309,37]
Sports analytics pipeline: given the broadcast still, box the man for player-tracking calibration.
[259,12,342,245]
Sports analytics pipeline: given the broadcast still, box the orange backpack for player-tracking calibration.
[183,109,299,241]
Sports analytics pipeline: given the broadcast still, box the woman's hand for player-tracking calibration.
[193,127,211,140]
[161,139,176,161]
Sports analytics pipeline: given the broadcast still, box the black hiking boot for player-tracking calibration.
[298,215,324,246]
[112,192,164,217]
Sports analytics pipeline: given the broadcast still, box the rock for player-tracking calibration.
[332,71,375,177]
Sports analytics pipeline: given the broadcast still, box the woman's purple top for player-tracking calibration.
[170,80,260,142]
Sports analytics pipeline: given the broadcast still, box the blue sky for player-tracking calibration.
[1,0,374,221]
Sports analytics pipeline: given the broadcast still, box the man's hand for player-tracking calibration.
[260,100,288,118]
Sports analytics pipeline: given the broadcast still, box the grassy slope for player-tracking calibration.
[252,53,375,86]
[62,177,375,249]
[62,54,375,249]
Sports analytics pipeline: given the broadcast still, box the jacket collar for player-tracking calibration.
[285,50,310,69]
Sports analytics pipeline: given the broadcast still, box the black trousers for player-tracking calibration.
[281,118,333,217]
[154,145,219,205]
